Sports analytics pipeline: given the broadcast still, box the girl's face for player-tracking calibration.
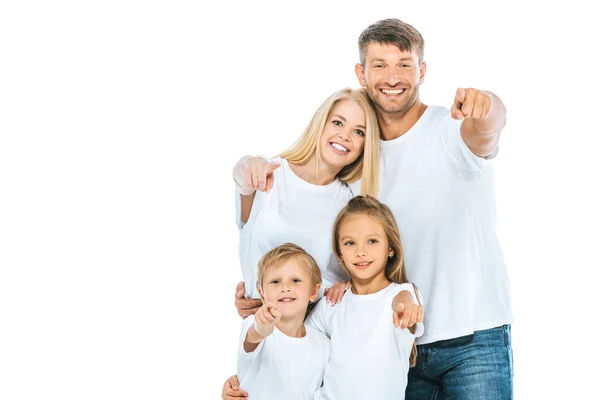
[337,213,393,284]
[318,99,366,169]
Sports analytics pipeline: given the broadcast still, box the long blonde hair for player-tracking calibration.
[278,88,380,197]
[332,195,420,366]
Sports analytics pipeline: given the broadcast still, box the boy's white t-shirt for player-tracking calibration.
[350,106,512,345]
[306,282,423,400]
[236,157,352,299]
[237,315,330,400]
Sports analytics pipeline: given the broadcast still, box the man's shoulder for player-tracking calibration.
[424,105,453,124]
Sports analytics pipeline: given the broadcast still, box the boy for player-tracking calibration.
[237,243,329,400]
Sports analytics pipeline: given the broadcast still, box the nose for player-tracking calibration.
[337,129,351,142]
[356,248,367,258]
[386,69,401,86]
[281,283,291,292]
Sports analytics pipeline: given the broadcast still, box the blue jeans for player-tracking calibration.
[406,325,513,400]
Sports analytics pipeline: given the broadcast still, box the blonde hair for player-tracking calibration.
[278,88,380,197]
[256,243,322,291]
[332,195,420,366]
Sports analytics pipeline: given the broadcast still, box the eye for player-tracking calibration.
[373,64,383,68]
[368,238,379,244]
[270,279,280,284]
[354,129,365,137]
[343,240,355,246]
[402,64,411,68]
[332,119,343,127]
[293,278,302,283]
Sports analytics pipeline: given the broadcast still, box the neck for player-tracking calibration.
[289,155,341,186]
[275,315,307,338]
[350,273,391,295]
[377,101,428,141]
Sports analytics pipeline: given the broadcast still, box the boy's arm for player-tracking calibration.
[243,302,281,352]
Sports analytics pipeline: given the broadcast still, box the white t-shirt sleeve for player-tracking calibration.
[236,315,265,379]
[305,297,330,337]
[441,114,492,171]
[235,190,267,230]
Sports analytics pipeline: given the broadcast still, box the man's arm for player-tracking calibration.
[235,282,262,318]
[452,88,506,158]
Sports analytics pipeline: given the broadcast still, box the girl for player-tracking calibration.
[224,196,424,400]
[233,88,380,307]
[308,195,423,399]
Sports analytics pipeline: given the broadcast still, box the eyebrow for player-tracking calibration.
[340,233,381,241]
[370,57,414,63]
[331,114,366,130]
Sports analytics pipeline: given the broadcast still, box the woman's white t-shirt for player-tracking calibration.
[236,158,352,299]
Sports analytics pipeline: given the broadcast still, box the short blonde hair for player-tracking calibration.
[278,88,380,197]
[256,243,322,290]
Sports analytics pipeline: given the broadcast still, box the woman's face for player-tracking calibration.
[318,99,366,169]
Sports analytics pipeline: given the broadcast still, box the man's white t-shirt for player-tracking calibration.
[236,158,351,299]
[237,315,330,400]
[307,282,423,400]
[351,106,512,344]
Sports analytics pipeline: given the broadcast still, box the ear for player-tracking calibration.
[419,61,427,85]
[310,283,321,302]
[389,248,395,257]
[355,63,367,87]
[257,283,266,302]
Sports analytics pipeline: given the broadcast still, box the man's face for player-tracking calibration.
[355,43,426,116]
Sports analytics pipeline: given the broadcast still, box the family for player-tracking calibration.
[223,18,512,400]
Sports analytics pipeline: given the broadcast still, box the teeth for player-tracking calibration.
[279,298,295,302]
[356,262,370,266]
[382,89,404,94]
[331,143,349,152]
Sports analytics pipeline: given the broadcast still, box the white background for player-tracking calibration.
[1,1,599,399]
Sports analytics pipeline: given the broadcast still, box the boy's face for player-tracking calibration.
[258,258,320,319]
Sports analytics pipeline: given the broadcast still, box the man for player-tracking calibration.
[226,18,512,399]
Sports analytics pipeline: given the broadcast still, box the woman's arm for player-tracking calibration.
[233,156,280,224]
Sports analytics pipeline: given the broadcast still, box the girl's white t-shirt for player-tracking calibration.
[236,158,352,299]
[306,282,423,400]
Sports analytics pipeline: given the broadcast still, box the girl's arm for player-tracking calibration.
[305,297,331,337]
[391,284,424,334]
